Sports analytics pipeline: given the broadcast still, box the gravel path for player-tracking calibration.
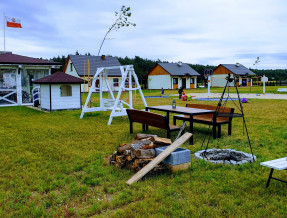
[170,93,287,100]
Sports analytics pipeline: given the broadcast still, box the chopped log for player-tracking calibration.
[131,160,140,170]
[153,137,172,145]
[142,144,154,150]
[126,155,134,161]
[134,158,153,165]
[126,161,134,170]
[109,151,117,164]
[117,143,132,154]
[140,140,154,149]
[115,162,125,169]
[123,150,131,156]
[135,149,155,159]
[135,133,157,140]
[116,155,126,163]
[131,140,153,150]
[126,133,192,185]
[109,160,117,165]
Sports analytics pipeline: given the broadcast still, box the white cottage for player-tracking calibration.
[33,71,84,111]
[147,62,200,90]
[64,54,123,92]
[211,64,256,87]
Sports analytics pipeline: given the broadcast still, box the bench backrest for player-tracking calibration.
[186,104,234,121]
[126,109,169,130]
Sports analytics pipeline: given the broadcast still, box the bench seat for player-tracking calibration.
[173,104,234,138]
[126,109,181,138]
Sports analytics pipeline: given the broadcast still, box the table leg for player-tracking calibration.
[213,113,217,139]
[266,168,274,188]
[145,107,149,130]
[189,115,193,145]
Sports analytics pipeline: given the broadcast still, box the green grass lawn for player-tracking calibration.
[0,91,287,217]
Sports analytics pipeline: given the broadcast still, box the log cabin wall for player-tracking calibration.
[148,65,170,76]
[213,65,232,75]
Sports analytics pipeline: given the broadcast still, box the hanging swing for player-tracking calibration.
[80,65,148,125]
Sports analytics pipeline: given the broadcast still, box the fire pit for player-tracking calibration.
[194,149,256,165]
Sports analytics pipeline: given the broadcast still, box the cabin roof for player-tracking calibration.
[33,71,84,84]
[157,63,200,76]
[66,55,122,77]
[0,52,61,65]
[216,64,255,76]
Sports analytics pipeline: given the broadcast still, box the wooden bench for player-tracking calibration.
[260,157,287,188]
[173,104,234,138]
[126,109,181,138]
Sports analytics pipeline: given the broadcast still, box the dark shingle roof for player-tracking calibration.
[33,71,84,84]
[69,55,122,77]
[158,63,200,76]
[0,53,61,65]
[220,64,255,76]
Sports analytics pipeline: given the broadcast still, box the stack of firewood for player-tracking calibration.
[109,134,172,172]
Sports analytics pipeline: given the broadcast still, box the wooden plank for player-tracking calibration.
[126,132,192,185]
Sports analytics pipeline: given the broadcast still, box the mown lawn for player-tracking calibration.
[0,90,286,217]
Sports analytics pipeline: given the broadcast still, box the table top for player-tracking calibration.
[146,105,215,116]
[260,157,287,170]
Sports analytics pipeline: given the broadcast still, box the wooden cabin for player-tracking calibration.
[147,62,200,89]
[211,63,255,87]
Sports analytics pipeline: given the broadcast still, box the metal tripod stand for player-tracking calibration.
[200,73,255,162]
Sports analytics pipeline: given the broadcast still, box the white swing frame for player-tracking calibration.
[80,65,148,125]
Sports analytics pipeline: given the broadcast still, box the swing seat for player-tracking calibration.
[103,99,122,111]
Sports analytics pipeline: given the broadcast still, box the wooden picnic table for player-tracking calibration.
[146,105,216,144]
[260,157,287,188]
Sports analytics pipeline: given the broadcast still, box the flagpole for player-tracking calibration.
[3,12,5,52]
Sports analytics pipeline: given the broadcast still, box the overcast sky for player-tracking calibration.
[1,0,287,69]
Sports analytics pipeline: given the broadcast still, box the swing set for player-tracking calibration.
[80,65,148,125]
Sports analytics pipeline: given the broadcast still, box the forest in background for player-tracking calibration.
[50,52,287,84]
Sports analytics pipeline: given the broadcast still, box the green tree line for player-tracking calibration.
[50,53,287,83]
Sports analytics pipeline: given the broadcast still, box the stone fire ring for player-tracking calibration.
[194,149,256,165]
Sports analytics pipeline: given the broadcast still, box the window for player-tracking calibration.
[60,85,72,97]
[113,78,119,87]
[190,78,194,84]
[70,63,73,71]
[88,78,93,87]
[173,78,178,84]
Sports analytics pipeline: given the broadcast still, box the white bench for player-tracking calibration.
[277,88,287,92]
[260,157,287,188]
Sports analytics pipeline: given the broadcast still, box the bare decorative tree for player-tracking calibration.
[253,57,260,69]
[98,6,136,56]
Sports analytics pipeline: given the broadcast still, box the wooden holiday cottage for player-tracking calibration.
[211,63,255,87]
[147,63,200,89]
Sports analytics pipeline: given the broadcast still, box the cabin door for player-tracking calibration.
[182,78,186,89]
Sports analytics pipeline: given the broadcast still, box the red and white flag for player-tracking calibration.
[6,17,22,28]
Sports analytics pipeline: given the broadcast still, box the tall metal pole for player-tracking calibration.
[4,12,6,52]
